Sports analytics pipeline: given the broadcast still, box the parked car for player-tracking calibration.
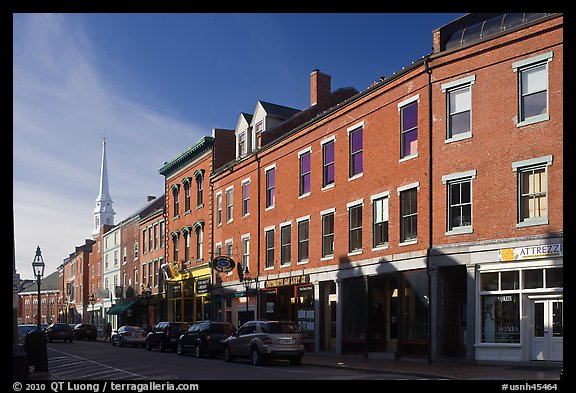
[46,323,74,342]
[223,320,304,366]
[73,323,98,340]
[145,322,189,352]
[177,321,236,357]
[17,324,41,344]
[111,326,147,347]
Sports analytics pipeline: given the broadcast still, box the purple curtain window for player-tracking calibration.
[300,152,311,195]
[402,102,418,131]
[350,129,363,176]
[323,141,335,186]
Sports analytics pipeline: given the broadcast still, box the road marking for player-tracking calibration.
[48,347,148,380]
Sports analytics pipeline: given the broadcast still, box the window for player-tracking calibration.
[322,138,335,188]
[172,234,179,262]
[348,203,363,253]
[513,52,552,125]
[216,192,223,226]
[215,243,222,257]
[184,180,191,212]
[196,226,203,260]
[225,240,233,258]
[280,223,292,266]
[242,179,250,216]
[399,97,419,159]
[225,187,233,223]
[148,261,153,287]
[442,76,475,140]
[349,124,363,178]
[265,228,275,269]
[148,227,152,253]
[154,260,159,287]
[297,217,309,263]
[321,210,335,258]
[238,131,247,156]
[154,224,159,250]
[299,149,311,196]
[123,246,127,263]
[241,235,250,272]
[399,185,418,243]
[196,175,203,207]
[266,166,276,209]
[481,294,520,344]
[114,250,119,267]
[443,170,476,234]
[159,221,165,248]
[513,155,552,227]
[255,120,263,134]
[134,269,139,287]
[184,230,191,262]
[172,185,180,217]
[372,194,389,248]
[142,230,147,254]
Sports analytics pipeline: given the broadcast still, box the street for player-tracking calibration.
[44,340,441,381]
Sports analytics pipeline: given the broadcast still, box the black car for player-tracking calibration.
[145,322,189,352]
[177,321,236,357]
[73,323,98,340]
[46,323,74,342]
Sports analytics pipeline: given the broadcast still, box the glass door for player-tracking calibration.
[531,298,563,361]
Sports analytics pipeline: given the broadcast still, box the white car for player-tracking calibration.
[111,326,147,347]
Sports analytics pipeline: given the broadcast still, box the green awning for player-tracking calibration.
[107,300,136,315]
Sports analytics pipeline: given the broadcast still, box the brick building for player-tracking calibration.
[203,12,562,364]
[18,271,60,325]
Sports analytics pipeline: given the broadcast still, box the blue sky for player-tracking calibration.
[13,12,463,279]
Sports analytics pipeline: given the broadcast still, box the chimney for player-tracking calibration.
[310,69,331,108]
[146,195,156,202]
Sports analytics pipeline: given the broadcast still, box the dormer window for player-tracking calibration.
[255,120,263,134]
[238,131,247,156]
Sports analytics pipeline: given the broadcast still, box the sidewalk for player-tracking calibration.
[301,351,563,380]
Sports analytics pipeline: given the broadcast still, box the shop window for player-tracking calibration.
[480,272,498,291]
[546,267,563,288]
[500,271,520,290]
[481,294,520,343]
[523,269,543,289]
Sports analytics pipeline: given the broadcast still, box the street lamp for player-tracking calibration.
[142,284,152,328]
[88,294,96,325]
[242,267,252,316]
[32,246,45,331]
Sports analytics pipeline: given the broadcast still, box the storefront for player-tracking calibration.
[166,267,212,323]
[340,270,429,358]
[475,242,563,363]
[260,275,315,350]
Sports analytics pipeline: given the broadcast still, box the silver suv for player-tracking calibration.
[223,320,304,366]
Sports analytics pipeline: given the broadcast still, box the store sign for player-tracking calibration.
[265,274,310,288]
[499,243,563,262]
[211,256,236,273]
[196,278,210,295]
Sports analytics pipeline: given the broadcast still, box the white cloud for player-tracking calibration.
[13,14,204,279]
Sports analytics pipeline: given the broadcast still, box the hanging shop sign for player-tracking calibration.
[211,256,236,273]
[265,274,310,288]
[499,243,563,262]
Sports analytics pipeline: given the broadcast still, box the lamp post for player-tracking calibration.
[31,246,48,373]
[32,246,45,331]
[242,267,252,318]
[88,294,96,325]
[142,284,152,328]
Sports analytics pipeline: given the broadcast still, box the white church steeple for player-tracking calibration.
[93,138,115,237]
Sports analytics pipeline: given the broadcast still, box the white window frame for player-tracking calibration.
[513,51,553,127]
[225,186,234,224]
[441,75,476,143]
[442,170,477,235]
[512,155,552,228]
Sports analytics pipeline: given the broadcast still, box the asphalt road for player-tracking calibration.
[45,340,440,381]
